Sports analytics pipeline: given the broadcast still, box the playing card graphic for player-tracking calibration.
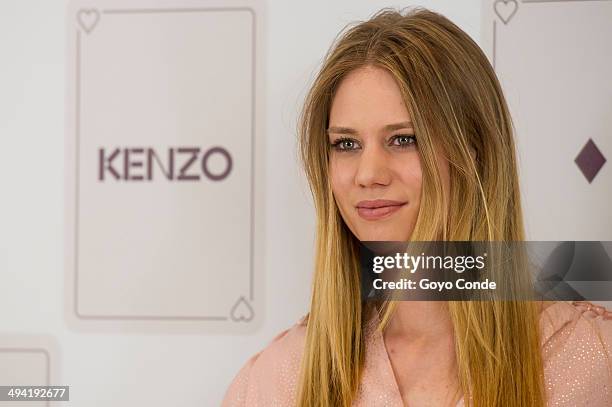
[481,0,611,241]
[65,0,265,333]
[0,334,61,406]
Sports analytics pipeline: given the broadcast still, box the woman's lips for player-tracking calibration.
[356,203,406,221]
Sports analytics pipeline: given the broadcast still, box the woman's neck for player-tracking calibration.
[382,300,554,340]
[384,301,454,340]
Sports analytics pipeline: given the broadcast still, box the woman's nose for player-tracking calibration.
[354,146,392,187]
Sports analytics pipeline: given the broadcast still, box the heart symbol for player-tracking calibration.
[77,9,100,34]
[230,296,254,322]
[494,0,518,25]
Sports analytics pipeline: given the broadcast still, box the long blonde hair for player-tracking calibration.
[297,6,545,407]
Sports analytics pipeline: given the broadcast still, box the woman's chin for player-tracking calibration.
[357,231,410,242]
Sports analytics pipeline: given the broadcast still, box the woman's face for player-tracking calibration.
[328,65,450,241]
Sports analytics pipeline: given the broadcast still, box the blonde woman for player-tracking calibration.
[222,7,612,407]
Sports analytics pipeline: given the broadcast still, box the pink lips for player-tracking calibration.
[356,199,407,221]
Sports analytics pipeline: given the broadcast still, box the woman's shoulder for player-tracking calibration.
[540,300,612,345]
[221,314,309,407]
[540,301,612,406]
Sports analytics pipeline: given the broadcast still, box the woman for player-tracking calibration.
[222,7,612,407]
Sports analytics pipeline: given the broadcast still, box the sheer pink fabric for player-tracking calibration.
[221,301,612,406]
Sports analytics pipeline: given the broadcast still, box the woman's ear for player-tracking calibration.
[468,145,477,162]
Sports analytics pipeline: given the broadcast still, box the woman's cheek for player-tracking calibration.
[330,160,354,192]
[331,169,359,231]
[400,158,423,187]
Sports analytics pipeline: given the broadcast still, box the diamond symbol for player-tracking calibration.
[575,138,606,183]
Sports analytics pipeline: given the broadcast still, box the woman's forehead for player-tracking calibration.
[329,67,412,134]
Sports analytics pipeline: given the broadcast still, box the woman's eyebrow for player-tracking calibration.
[384,121,414,131]
[326,126,358,135]
[326,121,414,135]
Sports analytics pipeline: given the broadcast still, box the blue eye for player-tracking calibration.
[391,134,417,148]
[329,134,417,152]
[330,137,360,151]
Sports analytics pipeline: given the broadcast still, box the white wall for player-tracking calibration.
[19,0,612,406]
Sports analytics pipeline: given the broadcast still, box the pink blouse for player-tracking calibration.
[221,301,612,406]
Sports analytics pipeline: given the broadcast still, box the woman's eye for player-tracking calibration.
[330,138,360,151]
[391,134,417,148]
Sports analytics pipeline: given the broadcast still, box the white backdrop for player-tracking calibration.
[1,0,609,406]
